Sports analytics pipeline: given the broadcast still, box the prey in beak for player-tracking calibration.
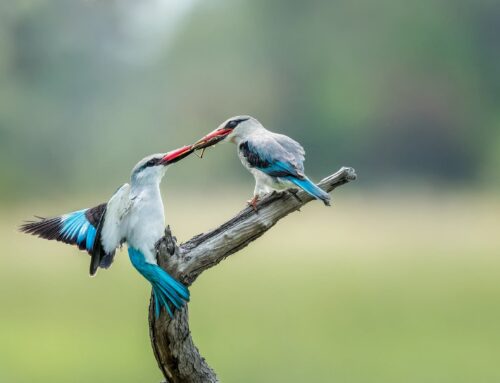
[192,128,232,158]
[192,117,249,158]
[160,145,194,165]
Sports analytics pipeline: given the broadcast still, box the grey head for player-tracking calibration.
[192,115,265,149]
[130,146,194,185]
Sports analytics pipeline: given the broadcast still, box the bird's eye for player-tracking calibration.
[227,120,239,129]
[146,159,157,167]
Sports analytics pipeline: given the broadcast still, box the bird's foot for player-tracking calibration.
[288,189,303,203]
[247,196,259,212]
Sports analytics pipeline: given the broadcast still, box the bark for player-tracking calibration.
[149,167,357,382]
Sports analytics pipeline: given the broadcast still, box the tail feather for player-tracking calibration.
[286,176,331,206]
[128,247,190,318]
[153,286,173,318]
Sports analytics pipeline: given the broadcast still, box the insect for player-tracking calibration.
[194,147,206,158]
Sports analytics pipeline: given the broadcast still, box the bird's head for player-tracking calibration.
[192,115,263,150]
[131,146,193,185]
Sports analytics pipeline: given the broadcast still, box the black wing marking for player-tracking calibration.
[239,140,304,179]
[88,204,111,276]
[20,203,111,273]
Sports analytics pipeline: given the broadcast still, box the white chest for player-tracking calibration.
[125,189,165,257]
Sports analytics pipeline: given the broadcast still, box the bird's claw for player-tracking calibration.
[247,196,259,212]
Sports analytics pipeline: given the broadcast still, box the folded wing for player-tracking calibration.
[239,135,305,179]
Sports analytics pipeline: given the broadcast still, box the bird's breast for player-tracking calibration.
[125,194,165,252]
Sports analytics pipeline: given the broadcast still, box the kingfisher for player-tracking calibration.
[20,146,193,318]
[193,116,330,209]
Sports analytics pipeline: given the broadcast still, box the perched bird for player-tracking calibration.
[193,116,330,209]
[20,146,193,318]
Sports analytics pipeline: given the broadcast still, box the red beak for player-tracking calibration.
[192,128,232,150]
[161,145,194,165]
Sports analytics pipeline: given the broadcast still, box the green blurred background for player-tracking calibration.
[1,0,499,382]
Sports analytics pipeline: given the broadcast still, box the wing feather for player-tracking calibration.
[20,204,107,257]
[271,132,306,165]
[100,183,131,255]
[240,134,305,179]
[19,186,131,277]
[90,183,131,275]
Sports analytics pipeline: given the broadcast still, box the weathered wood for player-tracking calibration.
[149,167,356,382]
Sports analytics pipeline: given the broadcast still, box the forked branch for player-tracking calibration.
[149,167,357,383]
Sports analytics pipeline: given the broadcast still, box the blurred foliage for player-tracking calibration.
[0,0,499,200]
[2,2,500,381]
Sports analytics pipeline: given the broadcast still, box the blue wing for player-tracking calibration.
[239,134,331,205]
[239,137,305,179]
[59,209,99,251]
[20,204,114,270]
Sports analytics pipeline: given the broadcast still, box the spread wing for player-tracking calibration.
[239,134,305,179]
[20,204,109,270]
[20,183,132,276]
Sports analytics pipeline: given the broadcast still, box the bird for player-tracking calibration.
[192,115,331,210]
[20,146,194,318]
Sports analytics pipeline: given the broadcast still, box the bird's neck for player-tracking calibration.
[232,126,267,145]
[130,178,162,198]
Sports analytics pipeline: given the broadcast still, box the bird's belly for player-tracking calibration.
[270,177,294,190]
[253,169,292,191]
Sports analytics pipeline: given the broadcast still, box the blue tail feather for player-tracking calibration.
[153,286,173,318]
[153,293,160,318]
[128,247,190,318]
[286,176,331,206]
